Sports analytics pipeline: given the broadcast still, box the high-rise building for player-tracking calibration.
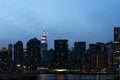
[0,47,8,73]
[96,42,107,70]
[74,42,86,69]
[8,44,12,61]
[45,48,54,68]
[41,28,47,66]
[106,42,114,67]
[74,42,86,54]
[89,42,108,71]
[89,43,96,70]
[14,41,23,70]
[8,44,13,71]
[8,44,12,53]
[114,27,120,67]
[54,39,68,69]
[26,38,41,71]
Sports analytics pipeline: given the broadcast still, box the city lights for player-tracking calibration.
[0,27,120,74]
[53,69,68,72]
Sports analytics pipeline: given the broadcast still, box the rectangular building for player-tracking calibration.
[114,27,120,67]
[74,42,86,69]
[54,39,68,69]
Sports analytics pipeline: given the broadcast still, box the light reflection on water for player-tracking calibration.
[37,74,118,80]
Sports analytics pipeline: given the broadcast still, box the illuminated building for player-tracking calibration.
[74,42,86,69]
[0,47,8,73]
[114,27,120,67]
[106,42,114,67]
[14,41,23,70]
[26,38,41,70]
[54,39,68,69]
[89,43,96,70]
[1,47,7,52]
[89,42,107,71]
[22,48,27,69]
[41,28,47,66]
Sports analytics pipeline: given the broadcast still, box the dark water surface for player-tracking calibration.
[37,74,119,80]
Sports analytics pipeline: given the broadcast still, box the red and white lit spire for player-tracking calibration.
[41,27,47,44]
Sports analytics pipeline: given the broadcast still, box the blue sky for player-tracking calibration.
[0,0,120,49]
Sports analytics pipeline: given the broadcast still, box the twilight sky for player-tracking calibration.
[0,0,120,49]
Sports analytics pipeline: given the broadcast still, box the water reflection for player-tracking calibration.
[37,74,118,80]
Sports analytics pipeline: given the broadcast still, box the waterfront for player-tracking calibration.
[37,74,119,80]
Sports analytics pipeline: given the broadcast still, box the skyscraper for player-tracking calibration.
[41,28,47,66]
[8,44,13,72]
[88,42,108,71]
[74,42,86,69]
[26,38,41,71]
[0,47,8,73]
[74,42,86,54]
[114,27,120,67]
[54,39,68,69]
[8,44,12,62]
[14,41,23,70]
[106,42,114,67]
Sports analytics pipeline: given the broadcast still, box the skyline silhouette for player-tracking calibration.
[0,27,116,49]
[0,1,120,80]
[0,28,119,74]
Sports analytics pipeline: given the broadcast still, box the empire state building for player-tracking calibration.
[41,28,48,65]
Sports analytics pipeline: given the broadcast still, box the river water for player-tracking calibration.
[37,74,119,80]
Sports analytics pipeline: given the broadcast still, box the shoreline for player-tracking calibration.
[37,72,120,75]
[0,73,37,80]
[0,72,119,80]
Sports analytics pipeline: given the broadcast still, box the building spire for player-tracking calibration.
[43,27,46,36]
[41,27,47,44]
[41,27,48,64]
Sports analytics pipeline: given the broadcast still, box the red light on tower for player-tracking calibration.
[41,28,47,44]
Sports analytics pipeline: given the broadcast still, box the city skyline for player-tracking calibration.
[0,27,119,74]
[0,0,120,48]
[0,27,117,49]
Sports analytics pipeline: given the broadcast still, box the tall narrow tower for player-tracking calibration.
[41,28,47,65]
[114,27,120,68]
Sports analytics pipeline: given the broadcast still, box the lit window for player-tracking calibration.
[114,41,119,44]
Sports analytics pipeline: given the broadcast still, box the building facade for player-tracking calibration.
[74,42,86,69]
[14,41,23,71]
[54,39,68,69]
[26,38,41,71]
[41,28,48,66]
[114,27,120,67]
[88,42,108,71]
[106,42,114,68]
